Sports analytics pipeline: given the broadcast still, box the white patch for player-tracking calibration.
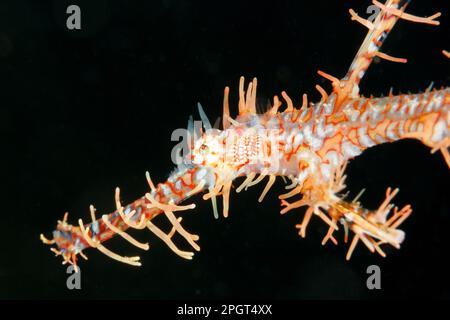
[296,169,309,187]
[303,124,313,144]
[344,105,360,122]
[267,117,279,128]
[344,213,354,222]
[358,127,375,147]
[342,140,361,158]
[397,120,405,137]
[297,150,311,160]
[408,97,419,116]
[293,133,304,150]
[386,122,398,140]
[425,94,442,113]
[323,100,334,115]
[284,144,293,154]
[358,109,370,123]
[313,103,322,116]
[320,163,332,181]
[390,99,399,114]
[417,123,424,133]
[368,42,378,53]
[310,136,324,151]
[316,119,326,138]
[325,124,335,136]
[352,84,360,97]
[432,95,443,111]
[409,121,417,133]
[399,100,408,115]
[425,100,433,113]
[325,151,340,167]
[161,184,171,196]
[369,104,381,123]
[91,221,99,235]
[327,93,336,106]
[374,133,386,144]
[431,120,447,142]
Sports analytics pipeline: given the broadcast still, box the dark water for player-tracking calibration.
[1,0,449,299]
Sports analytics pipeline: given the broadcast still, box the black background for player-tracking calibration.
[1,0,449,299]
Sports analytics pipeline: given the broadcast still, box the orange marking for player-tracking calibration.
[298,160,309,171]
[166,181,184,198]
[422,113,441,139]
[277,113,285,134]
[317,133,344,159]
[266,141,272,157]
[403,119,412,136]
[284,136,297,161]
[373,119,391,141]
[181,174,192,186]
[291,108,300,122]
[444,92,450,105]
[347,128,360,146]
[367,127,378,142]
[359,99,370,115]
[392,121,401,138]
[327,113,347,125]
